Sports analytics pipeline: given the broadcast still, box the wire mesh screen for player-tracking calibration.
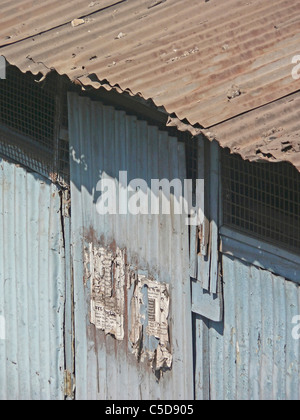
[185,135,199,208]
[222,151,300,253]
[0,65,70,184]
[0,66,56,150]
[57,131,70,184]
[185,136,198,182]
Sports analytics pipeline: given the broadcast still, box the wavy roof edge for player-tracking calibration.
[0,0,299,172]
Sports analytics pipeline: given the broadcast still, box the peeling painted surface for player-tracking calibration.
[0,158,65,400]
[85,244,125,341]
[130,275,172,372]
[83,241,173,371]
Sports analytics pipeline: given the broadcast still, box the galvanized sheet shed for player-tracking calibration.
[0,0,299,402]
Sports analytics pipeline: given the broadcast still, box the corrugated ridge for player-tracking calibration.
[195,255,300,400]
[209,91,300,171]
[0,0,299,124]
[69,93,194,400]
[0,0,299,169]
[0,0,122,44]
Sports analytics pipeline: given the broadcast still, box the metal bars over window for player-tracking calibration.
[222,150,300,253]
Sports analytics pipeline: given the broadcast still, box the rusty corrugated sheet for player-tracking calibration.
[0,0,123,45]
[0,0,300,168]
[204,91,300,171]
[1,0,299,128]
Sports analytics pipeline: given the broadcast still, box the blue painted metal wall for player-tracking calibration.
[68,92,300,401]
[0,157,66,400]
[68,93,193,400]
[195,253,300,400]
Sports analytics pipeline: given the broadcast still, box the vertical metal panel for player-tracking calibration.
[68,93,193,400]
[0,158,65,400]
[195,254,300,400]
[192,140,223,322]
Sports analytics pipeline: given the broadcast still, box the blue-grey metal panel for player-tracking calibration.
[0,157,66,400]
[68,93,193,400]
[195,254,300,400]
[221,227,300,285]
[191,140,223,322]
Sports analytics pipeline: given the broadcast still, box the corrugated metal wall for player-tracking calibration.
[68,93,193,400]
[0,158,66,400]
[195,254,300,400]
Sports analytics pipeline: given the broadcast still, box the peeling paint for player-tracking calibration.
[130,275,172,373]
[85,244,126,341]
[84,244,173,372]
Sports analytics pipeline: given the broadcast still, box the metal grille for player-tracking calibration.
[58,133,70,184]
[0,66,56,149]
[0,65,70,184]
[222,151,300,253]
[185,136,198,182]
[56,76,70,185]
[185,136,199,208]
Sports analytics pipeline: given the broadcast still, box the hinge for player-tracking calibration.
[64,370,75,400]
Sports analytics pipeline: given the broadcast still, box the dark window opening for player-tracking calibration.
[0,65,56,150]
[222,150,300,253]
[0,65,70,184]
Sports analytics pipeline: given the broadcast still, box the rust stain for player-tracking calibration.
[84,226,99,245]
[83,229,172,377]
[207,91,300,172]
[0,0,299,170]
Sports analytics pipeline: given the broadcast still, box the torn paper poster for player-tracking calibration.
[130,275,172,371]
[85,244,125,341]
[129,271,143,356]
[146,278,170,345]
[154,343,172,371]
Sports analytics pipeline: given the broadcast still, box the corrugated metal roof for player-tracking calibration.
[0,0,123,45]
[204,91,300,171]
[0,0,300,168]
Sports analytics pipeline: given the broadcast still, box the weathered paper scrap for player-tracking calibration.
[85,244,125,341]
[130,275,172,371]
